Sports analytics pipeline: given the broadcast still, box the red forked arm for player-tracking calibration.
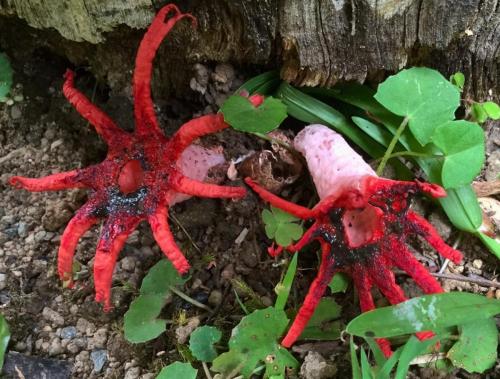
[63,70,127,145]
[281,242,335,348]
[244,178,315,220]
[406,211,462,264]
[10,169,87,192]
[168,114,228,160]
[133,4,196,135]
[170,170,246,199]
[148,205,190,274]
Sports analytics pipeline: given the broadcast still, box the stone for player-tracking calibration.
[300,351,337,379]
[48,337,63,356]
[60,326,77,340]
[90,349,107,373]
[42,307,65,326]
[88,328,108,349]
[124,366,141,379]
[208,290,222,306]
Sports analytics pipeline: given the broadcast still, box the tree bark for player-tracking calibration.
[0,0,498,99]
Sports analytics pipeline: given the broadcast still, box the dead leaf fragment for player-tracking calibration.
[238,130,303,193]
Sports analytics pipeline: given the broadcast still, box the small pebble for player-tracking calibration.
[61,326,77,340]
[91,349,108,372]
[208,290,222,306]
[42,307,65,326]
[472,259,483,270]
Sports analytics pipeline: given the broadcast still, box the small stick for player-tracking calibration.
[170,212,202,253]
[202,362,213,379]
[430,272,500,289]
[169,286,213,312]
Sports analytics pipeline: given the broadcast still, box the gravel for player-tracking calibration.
[91,349,108,373]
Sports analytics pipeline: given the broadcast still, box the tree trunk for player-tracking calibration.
[0,0,498,100]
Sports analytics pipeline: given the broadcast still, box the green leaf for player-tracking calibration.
[450,72,465,91]
[482,101,500,120]
[476,232,500,259]
[360,348,373,379]
[299,298,342,341]
[156,362,198,379]
[189,326,222,362]
[0,314,10,370]
[140,259,187,296]
[395,336,437,379]
[211,307,298,378]
[364,337,387,369]
[471,103,488,123]
[262,206,303,247]
[438,185,482,232]
[374,67,460,145]
[431,120,485,188]
[346,292,500,338]
[237,71,281,96]
[0,53,13,99]
[275,254,298,310]
[350,337,362,379]
[447,318,498,373]
[124,294,168,343]
[277,83,387,159]
[221,95,287,134]
[124,260,187,343]
[328,273,350,293]
[375,348,403,379]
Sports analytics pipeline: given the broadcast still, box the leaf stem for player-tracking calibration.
[376,116,409,175]
[168,286,213,312]
[202,362,213,379]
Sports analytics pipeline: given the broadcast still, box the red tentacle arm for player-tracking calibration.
[133,4,196,134]
[148,206,190,274]
[168,114,228,160]
[406,211,462,264]
[244,177,314,219]
[9,170,87,191]
[63,70,128,145]
[352,265,392,357]
[94,217,141,310]
[282,243,336,348]
[384,236,443,294]
[58,200,101,285]
[170,170,246,199]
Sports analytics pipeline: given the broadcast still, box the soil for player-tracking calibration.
[0,50,499,379]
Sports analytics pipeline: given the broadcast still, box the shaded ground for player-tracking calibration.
[0,49,499,379]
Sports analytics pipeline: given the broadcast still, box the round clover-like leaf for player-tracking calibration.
[447,318,498,373]
[189,325,222,362]
[221,95,287,133]
[124,294,167,343]
[212,307,298,378]
[262,206,303,247]
[431,120,485,188]
[482,101,500,120]
[375,67,460,145]
[156,362,198,379]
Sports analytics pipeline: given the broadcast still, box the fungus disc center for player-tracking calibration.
[118,159,144,194]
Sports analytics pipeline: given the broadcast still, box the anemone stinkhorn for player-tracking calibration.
[246,124,462,355]
[10,4,246,309]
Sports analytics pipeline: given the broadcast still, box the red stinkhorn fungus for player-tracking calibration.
[10,4,246,310]
[245,124,462,356]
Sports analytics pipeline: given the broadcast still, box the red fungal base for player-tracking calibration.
[245,176,462,356]
[10,4,245,310]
